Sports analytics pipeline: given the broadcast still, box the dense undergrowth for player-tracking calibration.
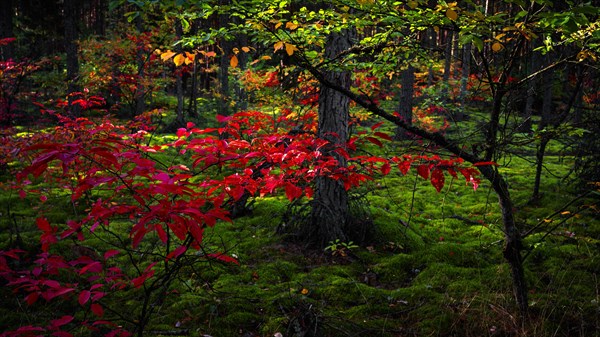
[1,109,598,337]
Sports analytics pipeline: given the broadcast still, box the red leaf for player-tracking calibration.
[374,131,392,141]
[79,290,91,306]
[91,303,104,317]
[45,287,75,301]
[430,168,445,192]
[417,164,430,179]
[166,245,187,261]
[370,121,385,131]
[381,162,391,175]
[284,183,303,201]
[36,217,52,232]
[365,136,383,147]
[473,161,499,167]
[52,331,74,337]
[50,315,74,329]
[207,253,239,265]
[79,261,102,275]
[216,114,232,123]
[103,250,120,260]
[25,292,39,305]
[397,161,411,175]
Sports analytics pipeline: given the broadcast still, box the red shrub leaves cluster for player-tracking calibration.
[0,105,482,336]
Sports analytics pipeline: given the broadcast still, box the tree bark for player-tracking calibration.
[307,29,354,248]
[302,58,529,315]
[174,19,185,126]
[0,0,14,60]
[217,0,231,115]
[395,65,415,140]
[64,0,81,117]
[133,16,146,117]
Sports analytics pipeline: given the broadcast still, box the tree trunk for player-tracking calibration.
[133,16,146,117]
[442,30,453,99]
[395,65,415,140]
[307,29,354,248]
[480,166,528,315]
[532,55,553,200]
[174,19,185,126]
[64,0,81,117]
[0,0,14,60]
[457,43,471,121]
[217,0,231,115]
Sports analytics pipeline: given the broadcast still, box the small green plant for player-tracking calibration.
[325,239,359,257]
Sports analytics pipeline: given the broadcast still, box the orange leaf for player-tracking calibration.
[160,50,176,62]
[285,21,299,30]
[230,55,239,68]
[274,41,284,52]
[446,9,458,21]
[241,46,251,53]
[285,43,297,56]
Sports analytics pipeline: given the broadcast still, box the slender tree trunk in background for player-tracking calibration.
[307,29,354,248]
[442,30,453,98]
[395,65,415,140]
[233,31,248,112]
[187,56,199,119]
[64,0,81,117]
[457,43,471,121]
[532,55,553,201]
[427,28,436,86]
[217,0,231,115]
[133,16,146,117]
[174,19,185,126]
[0,0,14,60]
[520,40,542,133]
[92,0,107,36]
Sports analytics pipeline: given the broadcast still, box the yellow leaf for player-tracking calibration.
[285,43,297,56]
[160,50,176,62]
[274,41,284,52]
[491,42,503,52]
[407,1,418,9]
[173,53,185,66]
[285,21,299,30]
[301,288,309,295]
[561,211,571,215]
[233,47,239,55]
[434,26,440,33]
[261,55,272,60]
[241,46,251,53]
[446,9,458,21]
[230,55,238,68]
[275,22,282,29]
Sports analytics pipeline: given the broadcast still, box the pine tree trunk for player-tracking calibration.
[0,0,14,60]
[64,0,81,117]
[307,30,354,248]
[134,16,146,117]
[395,65,415,140]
